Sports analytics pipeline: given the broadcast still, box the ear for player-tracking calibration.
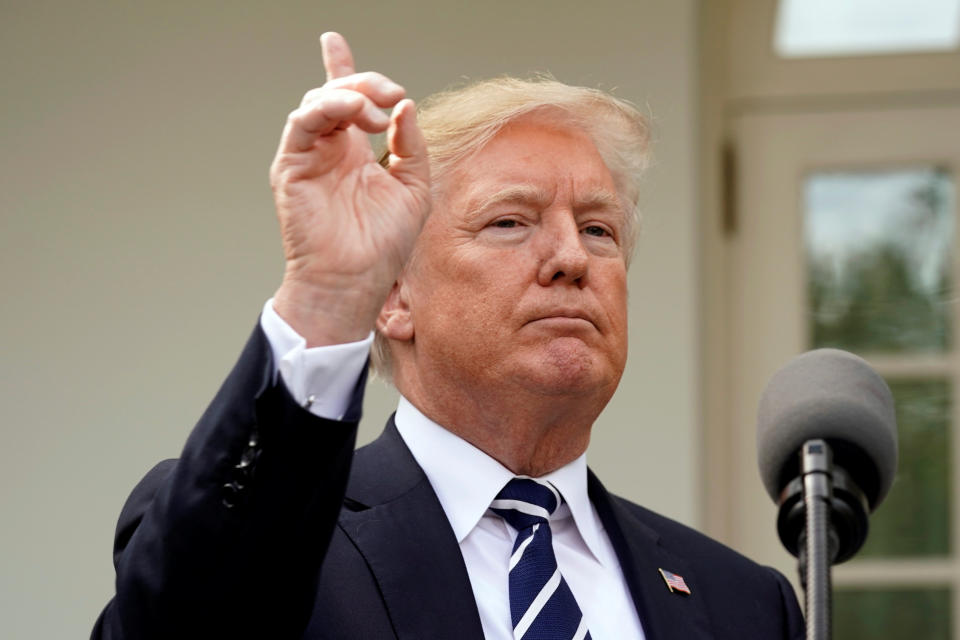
[376,280,414,341]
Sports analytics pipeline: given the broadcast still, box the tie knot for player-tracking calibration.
[490,477,562,531]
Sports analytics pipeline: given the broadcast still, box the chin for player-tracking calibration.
[518,339,621,397]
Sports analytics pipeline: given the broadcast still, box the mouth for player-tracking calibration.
[526,309,597,330]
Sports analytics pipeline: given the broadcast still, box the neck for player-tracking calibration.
[394,367,612,477]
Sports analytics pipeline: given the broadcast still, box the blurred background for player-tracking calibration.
[1,0,959,637]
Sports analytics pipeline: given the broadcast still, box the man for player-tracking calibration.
[93,33,804,639]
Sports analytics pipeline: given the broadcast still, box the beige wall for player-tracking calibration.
[0,1,698,636]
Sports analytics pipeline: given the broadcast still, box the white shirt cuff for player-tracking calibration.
[259,298,373,421]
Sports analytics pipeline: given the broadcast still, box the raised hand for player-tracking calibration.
[270,32,431,346]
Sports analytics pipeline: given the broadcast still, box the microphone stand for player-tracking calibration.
[800,439,836,640]
[776,439,869,640]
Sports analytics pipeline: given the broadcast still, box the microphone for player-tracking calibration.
[756,348,898,564]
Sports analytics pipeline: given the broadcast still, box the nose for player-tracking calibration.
[536,214,589,286]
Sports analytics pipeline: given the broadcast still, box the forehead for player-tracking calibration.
[439,119,621,211]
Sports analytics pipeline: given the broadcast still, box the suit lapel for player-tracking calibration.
[338,418,486,640]
[589,472,716,640]
[339,421,715,639]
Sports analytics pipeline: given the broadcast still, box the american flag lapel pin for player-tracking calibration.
[658,568,692,595]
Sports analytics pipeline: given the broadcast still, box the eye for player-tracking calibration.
[480,215,530,243]
[583,225,610,237]
[488,217,527,230]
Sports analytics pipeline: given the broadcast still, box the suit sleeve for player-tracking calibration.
[770,567,806,640]
[92,323,366,640]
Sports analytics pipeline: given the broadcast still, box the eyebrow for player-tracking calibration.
[573,188,623,215]
[464,185,623,219]
[464,186,552,219]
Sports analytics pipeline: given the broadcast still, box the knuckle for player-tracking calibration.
[270,165,298,193]
[351,77,372,95]
[268,161,284,188]
[299,88,322,106]
[357,72,384,90]
[286,107,314,132]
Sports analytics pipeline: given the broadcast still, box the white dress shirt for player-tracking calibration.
[260,300,646,639]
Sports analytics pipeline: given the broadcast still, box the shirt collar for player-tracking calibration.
[393,396,607,565]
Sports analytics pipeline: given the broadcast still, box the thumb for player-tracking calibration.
[386,99,430,194]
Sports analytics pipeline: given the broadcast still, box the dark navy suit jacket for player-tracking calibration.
[92,325,805,639]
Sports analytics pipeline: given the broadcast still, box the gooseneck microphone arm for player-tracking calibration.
[800,439,835,640]
[774,438,871,640]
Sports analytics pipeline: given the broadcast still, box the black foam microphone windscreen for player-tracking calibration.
[756,348,898,511]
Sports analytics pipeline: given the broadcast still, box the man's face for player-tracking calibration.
[402,118,629,404]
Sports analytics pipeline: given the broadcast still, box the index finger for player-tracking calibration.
[320,32,356,82]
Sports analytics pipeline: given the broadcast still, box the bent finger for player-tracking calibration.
[283,91,390,152]
[301,72,404,109]
[283,92,364,151]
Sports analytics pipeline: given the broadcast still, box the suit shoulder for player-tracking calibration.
[608,493,788,582]
[605,493,804,638]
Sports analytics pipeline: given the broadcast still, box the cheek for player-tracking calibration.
[613,291,629,332]
[602,264,629,310]
[410,255,515,340]
[435,277,515,335]
[604,272,630,352]
[431,245,526,302]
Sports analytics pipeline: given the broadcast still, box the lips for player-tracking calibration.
[525,307,598,329]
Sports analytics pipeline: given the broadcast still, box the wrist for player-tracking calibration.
[273,277,383,347]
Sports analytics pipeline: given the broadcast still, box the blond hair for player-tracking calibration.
[372,76,652,379]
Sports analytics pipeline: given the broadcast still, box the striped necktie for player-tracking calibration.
[491,477,592,640]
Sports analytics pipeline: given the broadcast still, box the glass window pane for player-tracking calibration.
[775,0,960,58]
[834,587,951,639]
[859,379,951,557]
[805,167,954,353]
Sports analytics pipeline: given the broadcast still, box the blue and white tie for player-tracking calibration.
[491,478,592,640]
